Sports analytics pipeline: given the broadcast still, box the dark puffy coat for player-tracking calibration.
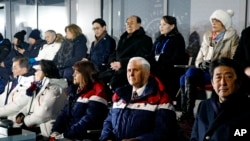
[52,82,108,140]
[23,39,46,58]
[191,93,250,141]
[88,34,116,72]
[100,76,178,141]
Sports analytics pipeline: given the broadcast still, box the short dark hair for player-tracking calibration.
[92,18,106,27]
[12,56,30,70]
[39,60,60,79]
[73,61,98,89]
[209,58,244,81]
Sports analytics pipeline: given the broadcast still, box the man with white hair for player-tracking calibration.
[100,57,178,141]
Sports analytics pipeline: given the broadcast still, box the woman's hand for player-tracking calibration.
[15,113,25,124]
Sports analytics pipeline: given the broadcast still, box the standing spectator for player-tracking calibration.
[15,60,67,138]
[149,15,187,99]
[179,9,239,122]
[17,29,46,58]
[100,57,178,141]
[53,24,87,83]
[29,30,61,64]
[50,61,108,140]
[191,58,250,141]
[100,15,153,90]
[83,18,116,72]
[0,56,34,120]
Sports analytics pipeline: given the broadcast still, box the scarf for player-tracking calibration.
[94,31,107,46]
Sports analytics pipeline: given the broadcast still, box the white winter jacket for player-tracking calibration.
[20,77,68,137]
[0,75,34,118]
[35,42,61,61]
[195,27,239,67]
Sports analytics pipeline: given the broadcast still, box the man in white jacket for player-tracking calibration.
[29,30,61,64]
[0,56,34,120]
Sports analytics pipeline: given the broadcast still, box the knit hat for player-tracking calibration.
[29,29,41,40]
[210,9,234,30]
[14,30,26,41]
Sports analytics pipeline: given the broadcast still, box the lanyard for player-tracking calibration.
[155,39,169,54]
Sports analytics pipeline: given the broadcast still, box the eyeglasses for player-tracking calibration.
[92,27,101,30]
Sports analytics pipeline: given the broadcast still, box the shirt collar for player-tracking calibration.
[132,83,147,97]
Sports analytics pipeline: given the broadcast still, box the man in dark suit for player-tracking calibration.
[100,15,153,91]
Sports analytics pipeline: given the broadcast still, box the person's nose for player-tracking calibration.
[220,77,227,86]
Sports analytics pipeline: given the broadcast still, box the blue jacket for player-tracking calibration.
[88,34,116,72]
[100,76,178,141]
[191,93,250,141]
[52,82,108,140]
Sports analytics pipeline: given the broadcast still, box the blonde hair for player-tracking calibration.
[55,33,64,43]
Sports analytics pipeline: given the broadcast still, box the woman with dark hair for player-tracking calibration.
[50,60,108,140]
[15,59,68,138]
[149,15,187,99]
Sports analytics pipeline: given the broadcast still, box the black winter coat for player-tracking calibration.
[108,27,153,70]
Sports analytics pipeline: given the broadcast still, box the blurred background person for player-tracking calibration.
[17,29,46,58]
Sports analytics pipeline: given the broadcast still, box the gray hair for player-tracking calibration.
[128,57,150,71]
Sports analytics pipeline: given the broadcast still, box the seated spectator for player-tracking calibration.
[50,61,108,140]
[100,57,178,141]
[179,9,239,121]
[0,56,34,120]
[29,30,61,64]
[17,29,46,58]
[191,58,250,141]
[99,15,152,91]
[53,24,87,83]
[82,18,116,72]
[15,60,68,138]
[3,30,29,76]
